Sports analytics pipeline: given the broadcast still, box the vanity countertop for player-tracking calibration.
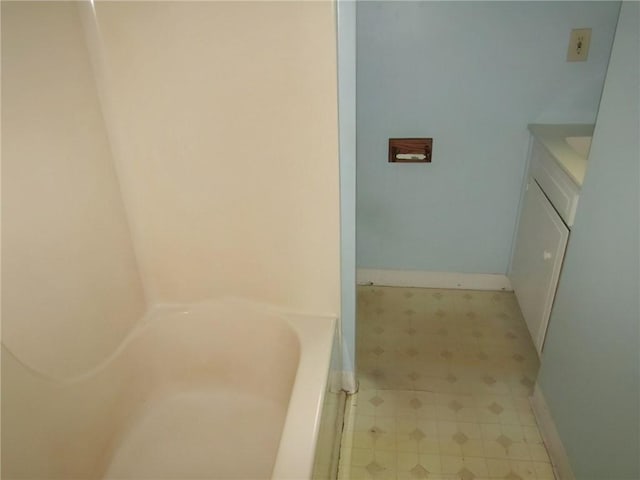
[528,124,594,187]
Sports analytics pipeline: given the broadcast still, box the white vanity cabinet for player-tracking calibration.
[510,125,592,355]
[510,179,569,354]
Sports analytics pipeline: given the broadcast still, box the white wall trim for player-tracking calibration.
[530,383,576,480]
[357,269,512,291]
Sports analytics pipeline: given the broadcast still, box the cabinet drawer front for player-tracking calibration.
[530,140,580,226]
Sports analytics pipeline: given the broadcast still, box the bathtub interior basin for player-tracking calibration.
[105,389,285,479]
[565,136,592,157]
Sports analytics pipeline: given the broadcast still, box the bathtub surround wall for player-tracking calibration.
[1,1,146,379]
[356,1,620,276]
[87,1,341,316]
[537,2,639,477]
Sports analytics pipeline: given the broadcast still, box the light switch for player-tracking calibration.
[567,28,591,62]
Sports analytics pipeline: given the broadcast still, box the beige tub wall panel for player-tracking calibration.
[1,1,146,379]
[91,1,341,314]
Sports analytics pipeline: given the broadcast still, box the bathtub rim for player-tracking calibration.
[270,310,337,479]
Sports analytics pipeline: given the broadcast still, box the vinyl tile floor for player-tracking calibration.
[338,286,555,480]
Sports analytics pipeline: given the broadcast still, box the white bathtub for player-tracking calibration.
[1,299,338,479]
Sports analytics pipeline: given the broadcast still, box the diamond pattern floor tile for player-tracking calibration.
[339,286,556,480]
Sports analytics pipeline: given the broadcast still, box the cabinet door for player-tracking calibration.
[511,179,569,355]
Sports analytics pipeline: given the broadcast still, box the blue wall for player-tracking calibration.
[356,1,620,273]
[538,2,639,477]
[337,0,357,383]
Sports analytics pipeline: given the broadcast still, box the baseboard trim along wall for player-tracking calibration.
[356,269,512,291]
[530,383,576,480]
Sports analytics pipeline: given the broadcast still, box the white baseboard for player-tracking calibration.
[356,268,512,291]
[530,383,576,480]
